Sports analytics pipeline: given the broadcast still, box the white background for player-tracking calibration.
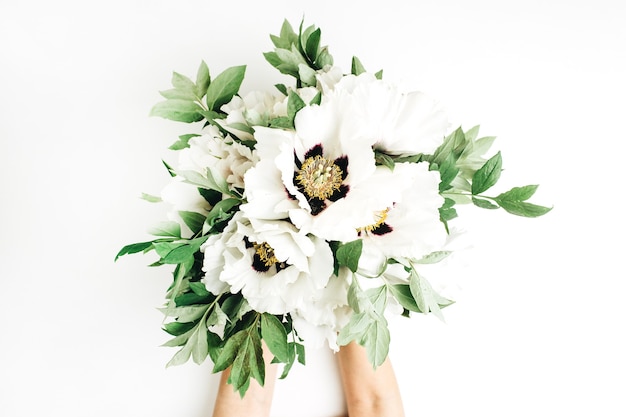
[1,1,625,416]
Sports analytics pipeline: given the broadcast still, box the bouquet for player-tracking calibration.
[116,19,551,396]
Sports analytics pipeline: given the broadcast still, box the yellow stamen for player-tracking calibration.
[357,209,389,233]
[254,242,279,267]
[296,155,343,200]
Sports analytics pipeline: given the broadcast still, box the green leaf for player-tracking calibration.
[166,338,194,367]
[388,284,421,313]
[496,185,539,202]
[160,304,210,322]
[437,153,460,192]
[212,330,247,373]
[178,210,206,235]
[298,64,316,86]
[153,236,208,265]
[472,197,500,209]
[287,91,306,121]
[495,200,553,217]
[472,151,502,195]
[261,314,290,363]
[189,281,210,297]
[309,91,322,106]
[140,192,161,203]
[409,272,452,321]
[195,61,211,98]
[351,56,366,75]
[169,133,200,150]
[304,28,321,62]
[365,286,388,313]
[275,83,288,96]
[161,326,195,347]
[150,100,204,123]
[493,185,552,217]
[205,65,246,112]
[439,197,458,231]
[268,116,292,129]
[192,320,209,365]
[148,221,181,238]
[363,319,390,367]
[374,151,395,170]
[176,168,231,196]
[159,88,197,101]
[206,303,229,329]
[335,239,363,273]
[163,321,196,336]
[171,71,196,93]
[114,241,153,261]
[248,330,265,386]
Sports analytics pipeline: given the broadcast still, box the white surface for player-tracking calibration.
[1,1,625,416]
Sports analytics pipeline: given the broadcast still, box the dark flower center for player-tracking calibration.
[250,241,287,273]
[357,209,393,236]
[293,144,350,216]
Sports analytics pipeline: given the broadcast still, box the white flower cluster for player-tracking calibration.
[163,67,456,350]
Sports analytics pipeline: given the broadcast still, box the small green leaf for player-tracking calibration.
[166,338,194,367]
[150,100,204,123]
[472,151,502,195]
[309,91,322,106]
[269,116,293,129]
[495,200,553,217]
[188,281,210,297]
[140,193,161,203]
[472,197,500,209]
[261,314,290,363]
[192,320,209,365]
[437,153,460,192]
[287,91,306,120]
[212,330,247,373]
[148,221,181,238]
[388,284,421,313]
[169,133,200,150]
[159,88,197,101]
[178,210,206,234]
[205,65,246,112]
[195,61,211,98]
[304,28,321,62]
[153,236,208,265]
[363,319,390,367]
[351,56,366,75]
[163,321,196,336]
[374,151,395,170]
[114,241,154,261]
[171,71,196,93]
[160,304,210,322]
[336,239,363,273]
[275,83,288,96]
[496,185,539,202]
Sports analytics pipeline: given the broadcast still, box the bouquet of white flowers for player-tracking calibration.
[116,19,550,396]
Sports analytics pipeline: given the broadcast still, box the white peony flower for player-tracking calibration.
[330,72,448,157]
[220,90,287,141]
[160,176,211,238]
[357,162,448,261]
[315,65,344,92]
[241,94,416,243]
[177,125,258,190]
[201,213,336,315]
